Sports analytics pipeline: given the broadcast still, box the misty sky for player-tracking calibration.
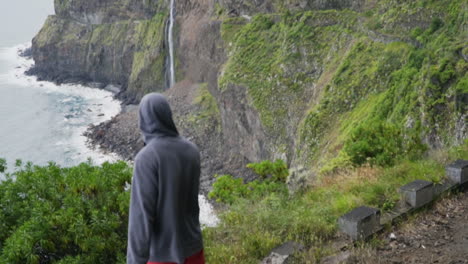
[0,0,54,47]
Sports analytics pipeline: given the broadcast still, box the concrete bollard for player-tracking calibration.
[338,206,381,240]
[261,241,304,264]
[400,180,434,208]
[446,159,468,185]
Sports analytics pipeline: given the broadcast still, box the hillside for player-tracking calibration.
[29,0,466,190]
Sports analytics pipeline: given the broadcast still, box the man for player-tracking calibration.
[127,93,204,264]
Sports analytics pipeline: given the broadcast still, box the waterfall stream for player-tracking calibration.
[167,0,176,88]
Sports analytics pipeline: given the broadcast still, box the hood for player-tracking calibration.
[138,93,179,143]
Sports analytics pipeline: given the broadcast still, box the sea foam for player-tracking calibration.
[0,43,121,165]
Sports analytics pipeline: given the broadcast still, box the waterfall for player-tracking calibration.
[167,0,176,88]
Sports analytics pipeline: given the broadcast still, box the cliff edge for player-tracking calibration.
[31,0,468,190]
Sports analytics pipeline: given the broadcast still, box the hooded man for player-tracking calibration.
[127,93,205,264]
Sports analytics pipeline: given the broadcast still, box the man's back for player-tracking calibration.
[127,93,203,264]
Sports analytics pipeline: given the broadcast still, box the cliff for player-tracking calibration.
[30,0,168,103]
[31,0,468,188]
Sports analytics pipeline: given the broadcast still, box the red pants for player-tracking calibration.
[147,250,205,264]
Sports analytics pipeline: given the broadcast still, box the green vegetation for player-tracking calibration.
[246,159,289,182]
[209,160,288,204]
[344,122,427,167]
[219,11,358,150]
[219,0,466,171]
[192,84,221,125]
[0,160,131,263]
[185,84,222,134]
[0,140,466,263]
[203,141,468,263]
[129,13,168,96]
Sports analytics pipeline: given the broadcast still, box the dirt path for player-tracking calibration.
[355,191,468,263]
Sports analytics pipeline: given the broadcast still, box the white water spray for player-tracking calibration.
[168,0,176,88]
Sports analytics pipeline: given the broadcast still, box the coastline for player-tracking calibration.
[1,43,123,166]
[14,45,220,227]
[20,45,135,159]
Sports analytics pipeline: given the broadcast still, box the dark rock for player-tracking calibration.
[19,47,33,58]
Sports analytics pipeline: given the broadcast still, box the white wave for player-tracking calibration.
[0,43,121,165]
[199,195,220,228]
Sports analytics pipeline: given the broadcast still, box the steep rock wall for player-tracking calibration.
[54,0,163,24]
[32,0,468,184]
[31,0,168,103]
[217,0,366,15]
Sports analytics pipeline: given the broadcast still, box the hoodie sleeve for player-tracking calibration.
[127,151,158,264]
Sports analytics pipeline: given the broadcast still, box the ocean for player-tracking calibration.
[0,0,219,227]
[0,1,121,171]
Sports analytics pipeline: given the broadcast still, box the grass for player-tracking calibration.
[203,140,468,263]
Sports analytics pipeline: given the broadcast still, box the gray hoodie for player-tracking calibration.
[127,93,203,264]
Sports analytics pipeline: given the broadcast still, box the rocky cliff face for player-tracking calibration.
[217,0,366,15]
[32,0,468,188]
[54,0,162,24]
[30,0,168,103]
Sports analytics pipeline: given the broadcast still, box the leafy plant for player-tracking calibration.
[208,172,287,205]
[0,158,6,173]
[0,160,132,263]
[208,175,249,204]
[344,122,404,166]
[246,159,289,182]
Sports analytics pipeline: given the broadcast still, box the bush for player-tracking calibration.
[344,122,404,166]
[0,159,5,173]
[208,175,249,204]
[344,122,427,167]
[0,160,132,264]
[208,160,289,205]
[208,174,287,205]
[246,159,289,182]
[429,17,444,33]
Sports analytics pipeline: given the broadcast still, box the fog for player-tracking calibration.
[0,0,54,47]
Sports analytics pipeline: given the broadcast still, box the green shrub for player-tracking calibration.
[344,122,404,166]
[246,159,289,182]
[208,173,287,205]
[208,175,249,204]
[0,160,132,264]
[429,17,444,33]
[0,159,5,173]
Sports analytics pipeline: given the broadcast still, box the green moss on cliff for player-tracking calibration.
[219,11,359,155]
[34,16,85,47]
[219,0,466,172]
[298,3,467,170]
[186,84,222,133]
[128,13,167,96]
